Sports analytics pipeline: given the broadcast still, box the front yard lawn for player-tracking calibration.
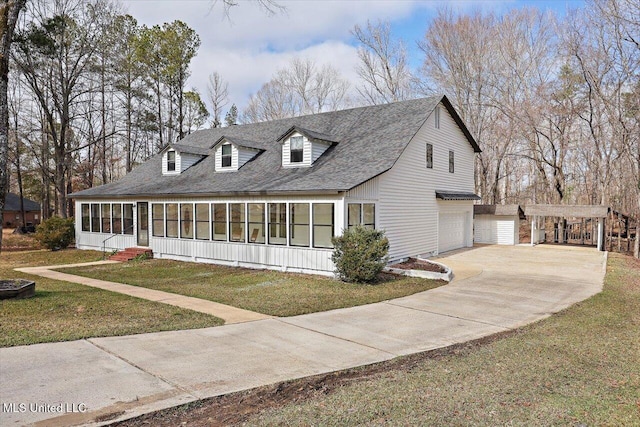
[62,259,445,317]
[0,250,223,347]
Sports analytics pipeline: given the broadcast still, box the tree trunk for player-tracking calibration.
[0,0,27,253]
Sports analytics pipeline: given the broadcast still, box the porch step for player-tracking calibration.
[109,247,153,262]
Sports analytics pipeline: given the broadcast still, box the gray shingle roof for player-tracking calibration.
[168,143,211,156]
[474,204,525,218]
[214,136,265,151]
[4,193,41,211]
[71,96,479,199]
[277,126,339,144]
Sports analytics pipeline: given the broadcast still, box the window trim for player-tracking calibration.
[195,203,210,240]
[112,204,122,234]
[221,144,232,168]
[289,203,310,247]
[180,203,194,239]
[268,203,287,245]
[229,203,246,243]
[290,136,304,163]
[81,204,90,232]
[167,150,176,172]
[212,203,228,241]
[449,150,455,173]
[312,203,334,249]
[152,203,165,237]
[165,203,179,238]
[435,106,440,129]
[426,143,433,169]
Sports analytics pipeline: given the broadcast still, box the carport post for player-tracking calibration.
[597,217,604,251]
[531,216,536,246]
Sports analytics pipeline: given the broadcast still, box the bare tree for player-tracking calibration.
[243,57,349,123]
[206,71,228,128]
[12,0,115,217]
[352,20,414,105]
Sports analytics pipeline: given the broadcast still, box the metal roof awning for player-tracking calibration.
[435,191,481,201]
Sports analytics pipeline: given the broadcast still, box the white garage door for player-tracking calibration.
[474,215,517,245]
[438,211,467,253]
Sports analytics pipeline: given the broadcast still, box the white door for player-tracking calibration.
[474,216,492,243]
[438,211,467,253]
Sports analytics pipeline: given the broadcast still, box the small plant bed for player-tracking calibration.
[62,259,445,317]
[0,250,223,347]
[389,258,447,273]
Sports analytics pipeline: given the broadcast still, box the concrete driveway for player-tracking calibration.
[0,245,606,426]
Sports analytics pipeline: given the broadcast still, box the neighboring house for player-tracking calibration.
[71,95,481,275]
[473,204,525,245]
[3,193,41,228]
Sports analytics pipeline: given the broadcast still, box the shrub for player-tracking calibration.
[331,225,389,283]
[34,216,75,250]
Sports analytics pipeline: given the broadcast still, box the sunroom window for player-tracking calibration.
[230,203,245,242]
[290,136,303,163]
[212,204,227,241]
[152,204,164,237]
[268,203,287,245]
[290,203,309,247]
[313,203,334,248]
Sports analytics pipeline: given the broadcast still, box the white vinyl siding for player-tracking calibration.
[312,141,331,162]
[345,176,379,200]
[474,215,519,245]
[376,102,476,260]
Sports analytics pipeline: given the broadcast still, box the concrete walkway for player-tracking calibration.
[15,261,271,324]
[1,245,606,427]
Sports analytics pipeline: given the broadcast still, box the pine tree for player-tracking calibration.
[225,104,238,126]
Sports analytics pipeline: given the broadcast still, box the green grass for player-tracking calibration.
[0,250,223,347]
[62,259,445,317]
[241,253,640,426]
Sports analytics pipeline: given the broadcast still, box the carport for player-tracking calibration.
[524,205,608,251]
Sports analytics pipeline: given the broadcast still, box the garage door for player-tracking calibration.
[438,212,467,253]
[474,215,516,245]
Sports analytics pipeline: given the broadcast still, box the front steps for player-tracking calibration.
[109,247,153,262]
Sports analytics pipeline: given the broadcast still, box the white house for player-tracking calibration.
[71,96,481,275]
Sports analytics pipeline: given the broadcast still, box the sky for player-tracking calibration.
[121,0,586,117]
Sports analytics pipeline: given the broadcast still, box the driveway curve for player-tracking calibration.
[0,245,605,427]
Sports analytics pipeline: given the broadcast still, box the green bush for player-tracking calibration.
[331,225,389,283]
[34,216,75,250]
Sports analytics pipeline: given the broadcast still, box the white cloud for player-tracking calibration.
[122,0,427,114]
[121,0,573,115]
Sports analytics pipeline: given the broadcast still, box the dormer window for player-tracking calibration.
[213,136,263,172]
[167,151,176,171]
[290,136,304,163]
[221,144,232,167]
[278,126,338,168]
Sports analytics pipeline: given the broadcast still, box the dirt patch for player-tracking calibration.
[110,330,518,427]
[389,258,446,273]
